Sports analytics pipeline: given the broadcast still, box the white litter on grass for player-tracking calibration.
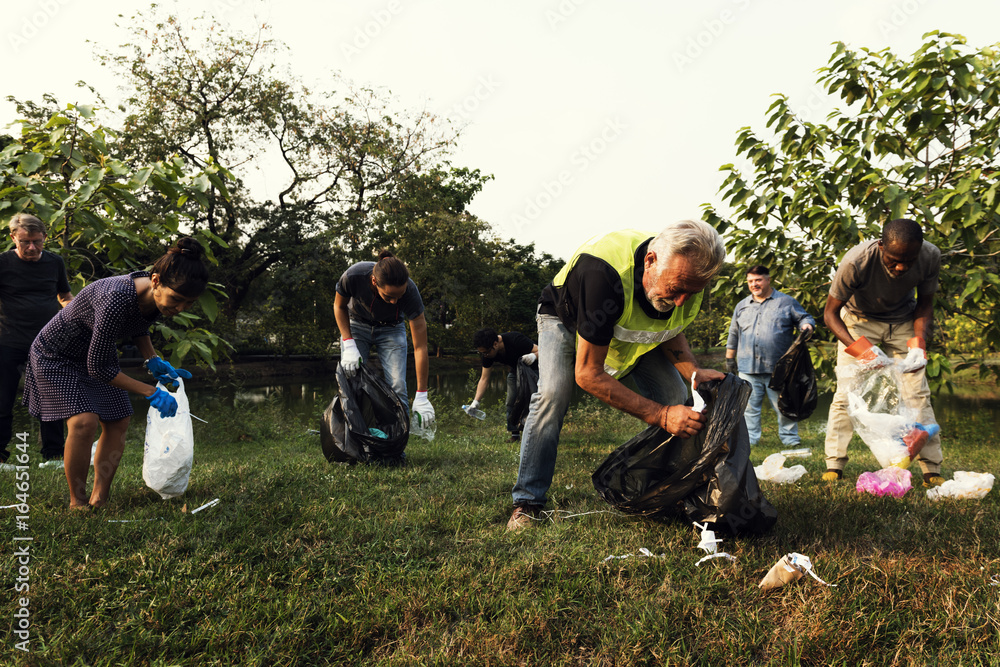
[534,508,622,523]
[696,552,737,566]
[754,453,807,484]
[788,552,838,587]
[1,504,21,509]
[190,414,209,424]
[989,574,1000,587]
[926,471,996,501]
[190,498,221,514]
[693,521,722,554]
[603,547,666,562]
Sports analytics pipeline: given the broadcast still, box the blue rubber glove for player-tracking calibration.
[145,356,192,388]
[146,387,178,418]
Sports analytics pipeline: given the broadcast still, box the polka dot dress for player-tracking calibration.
[23,271,160,422]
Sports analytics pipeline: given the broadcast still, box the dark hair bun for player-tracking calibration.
[169,237,204,259]
[377,249,395,261]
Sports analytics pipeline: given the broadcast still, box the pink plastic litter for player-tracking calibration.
[856,467,912,498]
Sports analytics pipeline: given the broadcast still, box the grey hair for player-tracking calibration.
[647,219,726,281]
[8,213,46,236]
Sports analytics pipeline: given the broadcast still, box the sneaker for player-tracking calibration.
[38,459,65,470]
[923,475,945,488]
[821,470,843,482]
[506,504,542,531]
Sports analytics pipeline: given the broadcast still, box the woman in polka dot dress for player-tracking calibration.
[24,238,209,509]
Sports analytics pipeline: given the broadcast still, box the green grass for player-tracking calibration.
[4,392,1000,666]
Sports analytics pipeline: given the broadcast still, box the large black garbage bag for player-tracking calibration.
[320,362,409,464]
[508,359,539,434]
[768,329,818,421]
[592,374,777,535]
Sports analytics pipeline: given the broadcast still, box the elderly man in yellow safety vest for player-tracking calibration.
[506,220,727,531]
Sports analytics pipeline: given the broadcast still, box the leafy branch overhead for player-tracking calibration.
[705,31,1000,388]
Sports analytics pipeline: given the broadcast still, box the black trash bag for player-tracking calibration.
[508,359,539,434]
[592,374,777,535]
[768,329,818,421]
[320,362,409,464]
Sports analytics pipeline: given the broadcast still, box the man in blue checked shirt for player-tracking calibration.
[725,265,815,447]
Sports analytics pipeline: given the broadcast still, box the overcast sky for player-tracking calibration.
[5,0,1000,261]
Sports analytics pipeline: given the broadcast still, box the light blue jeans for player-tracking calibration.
[511,314,687,507]
[350,320,409,412]
[738,372,799,446]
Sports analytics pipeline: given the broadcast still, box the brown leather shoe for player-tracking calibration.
[506,504,542,531]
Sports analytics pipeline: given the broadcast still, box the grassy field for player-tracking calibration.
[4,386,1000,666]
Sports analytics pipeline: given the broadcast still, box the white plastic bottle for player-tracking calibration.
[410,411,436,441]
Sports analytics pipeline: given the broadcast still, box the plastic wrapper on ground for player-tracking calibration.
[767,329,818,421]
[856,467,912,498]
[592,374,777,536]
[842,361,932,468]
[926,471,996,501]
[754,453,807,484]
[320,362,409,464]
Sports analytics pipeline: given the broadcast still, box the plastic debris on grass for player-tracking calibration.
[693,522,736,566]
[843,361,940,469]
[759,552,837,591]
[754,453,807,484]
[926,471,995,501]
[856,467,912,498]
[603,547,665,562]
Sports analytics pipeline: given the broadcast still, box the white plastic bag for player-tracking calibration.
[754,453,807,484]
[143,379,194,499]
[926,471,995,501]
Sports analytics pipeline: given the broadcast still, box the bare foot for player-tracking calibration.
[69,503,92,511]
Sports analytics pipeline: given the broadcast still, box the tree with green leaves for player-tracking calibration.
[705,31,1000,388]
[100,10,458,321]
[0,101,232,366]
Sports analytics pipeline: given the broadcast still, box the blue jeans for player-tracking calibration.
[738,372,799,446]
[349,320,409,412]
[511,314,687,507]
[0,345,65,460]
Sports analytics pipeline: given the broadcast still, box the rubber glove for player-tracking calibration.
[521,353,537,366]
[845,336,891,370]
[341,338,361,377]
[899,337,927,373]
[725,358,738,374]
[412,391,435,428]
[469,399,480,409]
[144,356,191,388]
[146,387,178,418]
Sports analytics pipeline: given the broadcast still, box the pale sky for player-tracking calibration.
[4,0,1000,261]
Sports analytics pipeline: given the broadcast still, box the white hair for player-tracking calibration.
[647,219,726,281]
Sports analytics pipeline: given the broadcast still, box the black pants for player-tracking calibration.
[0,345,64,460]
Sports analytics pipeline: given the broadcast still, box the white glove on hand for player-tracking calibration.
[900,345,927,373]
[521,353,537,365]
[413,391,435,427]
[341,338,361,377]
[856,345,891,371]
[470,399,480,409]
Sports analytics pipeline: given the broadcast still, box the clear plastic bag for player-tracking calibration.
[842,361,938,468]
[143,379,194,499]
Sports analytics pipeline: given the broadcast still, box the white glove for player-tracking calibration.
[521,353,537,365]
[341,338,361,377]
[413,391,435,427]
[470,399,480,409]
[856,345,891,370]
[900,345,927,373]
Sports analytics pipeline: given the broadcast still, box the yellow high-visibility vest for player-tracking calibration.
[552,229,703,378]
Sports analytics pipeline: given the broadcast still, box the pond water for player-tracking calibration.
[167,367,1000,433]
